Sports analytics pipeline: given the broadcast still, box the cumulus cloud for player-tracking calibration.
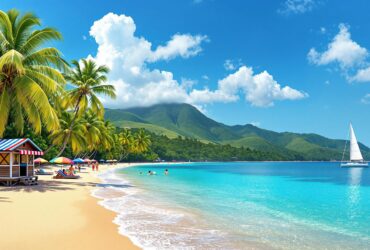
[278,0,316,15]
[352,67,370,82]
[189,66,308,107]
[308,24,368,69]
[88,13,207,108]
[308,23,370,83]
[150,34,208,62]
[88,12,307,108]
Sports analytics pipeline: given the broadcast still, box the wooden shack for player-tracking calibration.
[0,138,43,186]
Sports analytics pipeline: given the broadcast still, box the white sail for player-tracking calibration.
[349,123,363,161]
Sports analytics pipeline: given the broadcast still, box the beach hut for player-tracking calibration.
[0,138,43,186]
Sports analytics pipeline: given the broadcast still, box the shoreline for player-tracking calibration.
[0,163,140,250]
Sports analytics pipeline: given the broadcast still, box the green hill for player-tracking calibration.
[105,103,370,161]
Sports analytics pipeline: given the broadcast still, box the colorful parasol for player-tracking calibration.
[50,157,74,164]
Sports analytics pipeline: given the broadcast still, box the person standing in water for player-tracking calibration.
[164,169,169,175]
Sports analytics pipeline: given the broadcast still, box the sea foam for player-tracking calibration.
[92,168,233,250]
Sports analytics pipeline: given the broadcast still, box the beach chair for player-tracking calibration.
[53,170,80,179]
[35,169,53,175]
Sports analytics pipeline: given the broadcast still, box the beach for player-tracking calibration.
[0,163,140,250]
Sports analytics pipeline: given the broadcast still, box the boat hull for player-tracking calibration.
[340,162,369,168]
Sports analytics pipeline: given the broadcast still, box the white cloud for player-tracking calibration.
[351,67,370,82]
[149,34,208,62]
[250,121,261,127]
[89,12,307,109]
[89,13,207,108]
[308,24,368,69]
[224,59,236,71]
[180,78,197,90]
[189,66,308,107]
[224,59,243,71]
[361,94,370,104]
[278,0,316,15]
[202,75,209,80]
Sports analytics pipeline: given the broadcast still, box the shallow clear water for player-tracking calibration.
[93,162,370,250]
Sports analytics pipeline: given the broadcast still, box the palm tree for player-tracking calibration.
[100,120,115,150]
[133,129,151,154]
[49,112,86,154]
[0,9,68,136]
[119,128,134,159]
[57,59,116,155]
[64,59,115,117]
[83,111,104,151]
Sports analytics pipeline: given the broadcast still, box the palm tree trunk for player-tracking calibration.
[43,144,55,155]
[56,97,82,157]
[88,151,96,159]
[56,139,69,157]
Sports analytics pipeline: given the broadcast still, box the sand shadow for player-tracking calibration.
[0,197,11,203]
[0,179,133,193]
[0,180,102,193]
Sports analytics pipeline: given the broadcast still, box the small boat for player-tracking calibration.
[341,123,368,168]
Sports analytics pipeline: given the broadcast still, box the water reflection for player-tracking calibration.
[347,168,363,220]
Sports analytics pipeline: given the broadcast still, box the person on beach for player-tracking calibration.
[69,165,74,175]
[92,163,95,171]
[164,169,169,175]
[96,162,99,171]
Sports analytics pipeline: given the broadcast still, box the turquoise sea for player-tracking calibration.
[93,162,370,249]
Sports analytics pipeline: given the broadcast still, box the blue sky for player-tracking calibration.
[3,0,370,144]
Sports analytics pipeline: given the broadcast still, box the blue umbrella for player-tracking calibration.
[73,158,85,164]
[99,159,105,163]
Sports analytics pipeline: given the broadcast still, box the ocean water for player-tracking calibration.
[93,162,370,250]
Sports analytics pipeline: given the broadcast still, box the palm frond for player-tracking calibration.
[0,49,25,74]
[20,28,62,54]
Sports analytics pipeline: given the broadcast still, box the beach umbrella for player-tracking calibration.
[34,158,48,164]
[73,158,85,164]
[83,158,91,163]
[99,159,105,163]
[50,157,74,165]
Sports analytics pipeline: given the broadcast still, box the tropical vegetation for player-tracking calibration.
[1,9,152,161]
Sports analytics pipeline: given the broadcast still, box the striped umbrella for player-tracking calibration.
[50,157,74,164]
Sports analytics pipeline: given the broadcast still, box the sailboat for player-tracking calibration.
[341,123,368,167]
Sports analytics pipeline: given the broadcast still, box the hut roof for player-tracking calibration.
[0,138,42,152]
